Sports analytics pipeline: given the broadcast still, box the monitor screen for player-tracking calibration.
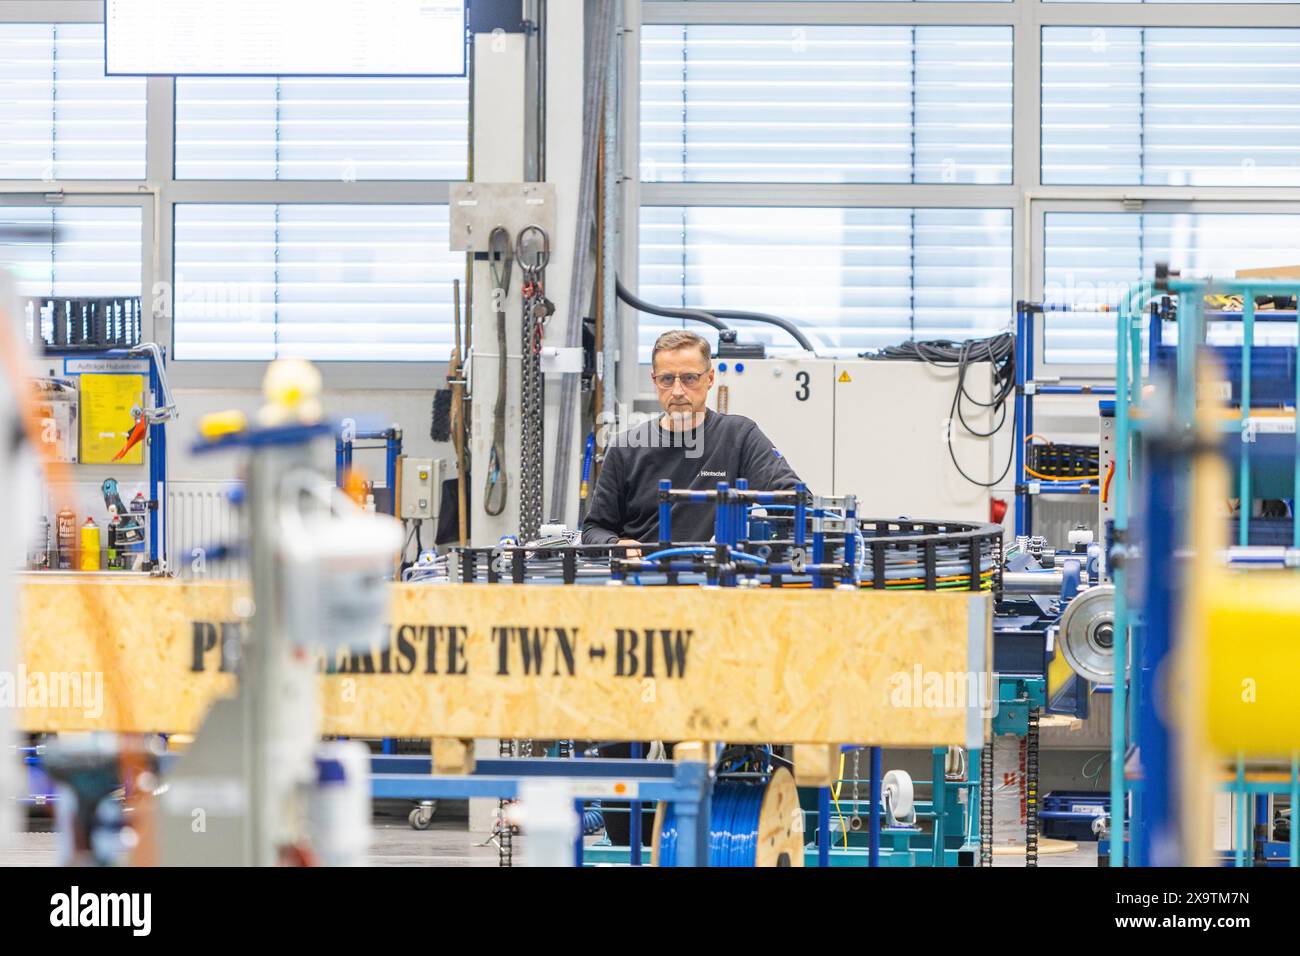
[105,0,467,77]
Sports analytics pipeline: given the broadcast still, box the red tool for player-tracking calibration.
[112,411,147,462]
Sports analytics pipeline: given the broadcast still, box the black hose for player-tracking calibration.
[615,278,730,333]
[615,277,819,353]
[708,308,818,352]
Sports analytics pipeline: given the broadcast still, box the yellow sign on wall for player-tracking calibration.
[78,373,143,464]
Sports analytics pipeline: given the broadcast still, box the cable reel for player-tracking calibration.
[652,766,803,867]
[1057,584,1118,684]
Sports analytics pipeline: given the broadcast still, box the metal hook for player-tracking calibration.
[515,224,550,277]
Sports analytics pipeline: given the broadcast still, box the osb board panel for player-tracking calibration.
[16,579,988,746]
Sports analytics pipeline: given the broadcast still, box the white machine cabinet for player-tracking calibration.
[712,357,836,494]
[715,356,993,522]
[831,360,992,522]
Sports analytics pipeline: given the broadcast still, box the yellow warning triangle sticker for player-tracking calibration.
[838,370,852,383]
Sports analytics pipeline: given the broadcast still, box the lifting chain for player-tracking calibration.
[517,225,553,542]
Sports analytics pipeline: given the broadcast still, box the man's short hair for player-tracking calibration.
[651,329,712,369]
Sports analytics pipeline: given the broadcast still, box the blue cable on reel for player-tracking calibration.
[659,781,767,867]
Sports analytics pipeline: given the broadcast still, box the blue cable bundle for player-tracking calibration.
[659,782,767,867]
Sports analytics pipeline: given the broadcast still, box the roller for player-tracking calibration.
[1057,584,1117,683]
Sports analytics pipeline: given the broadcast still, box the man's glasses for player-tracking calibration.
[652,371,708,389]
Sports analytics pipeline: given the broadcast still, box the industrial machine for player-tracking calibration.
[710,352,1000,524]
[400,481,1008,867]
[1107,266,1300,867]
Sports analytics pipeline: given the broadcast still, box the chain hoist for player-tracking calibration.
[516,224,553,542]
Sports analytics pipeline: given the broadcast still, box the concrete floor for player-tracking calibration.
[0,811,1096,867]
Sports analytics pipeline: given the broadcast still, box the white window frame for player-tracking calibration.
[1029,197,1300,378]
[628,1,1300,384]
[0,192,154,333]
[0,1,467,389]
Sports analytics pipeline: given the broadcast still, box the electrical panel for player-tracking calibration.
[712,358,836,494]
[716,358,993,523]
[832,360,993,522]
[399,457,444,521]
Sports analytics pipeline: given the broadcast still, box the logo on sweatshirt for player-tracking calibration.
[698,470,727,479]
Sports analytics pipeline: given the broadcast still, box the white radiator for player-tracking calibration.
[166,480,244,579]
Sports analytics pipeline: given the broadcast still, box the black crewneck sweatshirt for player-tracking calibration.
[581,409,802,545]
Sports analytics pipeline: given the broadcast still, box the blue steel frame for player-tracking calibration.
[1013,302,1115,538]
[41,346,169,569]
[396,483,987,867]
[813,745,980,868]
[335,427,402,516]
[1112,273,1300,867]
[369,755,712,867]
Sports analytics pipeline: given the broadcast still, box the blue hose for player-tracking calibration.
[659,781,766,867]
[641,546,766,565]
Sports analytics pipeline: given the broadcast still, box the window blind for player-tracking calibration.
[0,24,146,180]
[638,205,1012,359]
[1044,212,1300,364]
[641,25,1012,185]
[1043,28,1300,186]
[0,206,142,297]
[172,204,462,361]
[175,77,469,180]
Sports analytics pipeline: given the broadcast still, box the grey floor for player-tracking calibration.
[0,812,1095,867]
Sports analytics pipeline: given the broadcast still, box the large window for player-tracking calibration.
[1042,28,1300,186]
[641,25,1013,185]
[173,204,461,361]
[0,206,142,296]
[638,3,1300,370]
[0,23,146,180]
[0,12,470,374]
[1044,211,1300,363]
[174,77,469,180]
[640,206,1011,358]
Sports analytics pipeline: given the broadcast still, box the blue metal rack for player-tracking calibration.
[1013,302,1116,538]
[369,755,712,866]
[335,425,402,516]
[39,345,172,570]
[1111,270,1300,867]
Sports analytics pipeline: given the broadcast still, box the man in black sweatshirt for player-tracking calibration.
[582,329,802,551]
[580,329,802,850]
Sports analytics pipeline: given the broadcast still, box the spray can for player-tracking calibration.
[80,517,101,571]
[33,515,51,570]
[107,512,121,570]
[56,507,76,570]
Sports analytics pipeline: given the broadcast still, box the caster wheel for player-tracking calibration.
[409,803,436,830]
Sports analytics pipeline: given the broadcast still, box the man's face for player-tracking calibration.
[652,347,714,419]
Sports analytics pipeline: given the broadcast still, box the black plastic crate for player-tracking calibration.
[1027,443,1099,479]
[1041,790,1109,842]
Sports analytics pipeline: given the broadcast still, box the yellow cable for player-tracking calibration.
[830,751,849,849]
[1025,465,1099,482]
